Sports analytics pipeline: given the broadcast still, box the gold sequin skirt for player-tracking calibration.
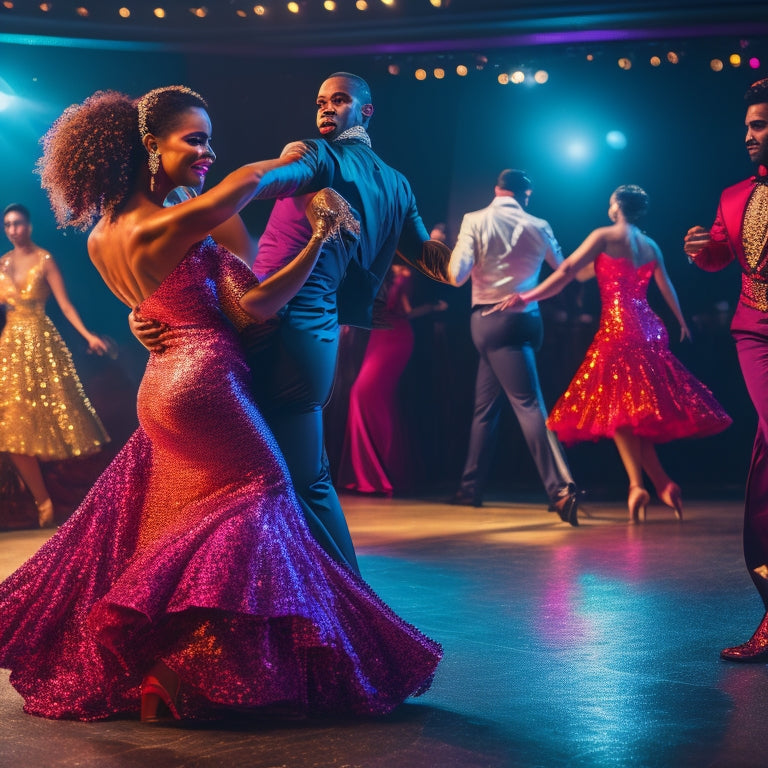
[0,308,109,459]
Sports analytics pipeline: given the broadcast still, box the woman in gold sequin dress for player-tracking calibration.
[0,87,440,723]
[491,185,731,522]
[1,204,109,527]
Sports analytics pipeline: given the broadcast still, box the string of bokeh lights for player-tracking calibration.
[392,48,762,85]
[0,0,447,18]
[0,1,763,86]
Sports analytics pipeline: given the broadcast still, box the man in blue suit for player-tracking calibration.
[244,72,451,573]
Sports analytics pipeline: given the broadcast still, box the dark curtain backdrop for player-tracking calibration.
[0,40,756,502]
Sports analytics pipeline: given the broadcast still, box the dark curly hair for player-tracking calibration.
[745,77,768,107]
[37,86,207,231]
[613,184,649,223]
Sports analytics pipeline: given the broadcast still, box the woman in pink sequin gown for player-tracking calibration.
[492,185,731,522]
[337,263,446,495]
[0,87,440,722]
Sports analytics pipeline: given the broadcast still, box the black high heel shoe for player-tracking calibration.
[552,483,579,527]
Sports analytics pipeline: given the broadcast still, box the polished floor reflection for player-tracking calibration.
[1,494,767,768]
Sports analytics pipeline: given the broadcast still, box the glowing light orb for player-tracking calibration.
[606,130,627,150]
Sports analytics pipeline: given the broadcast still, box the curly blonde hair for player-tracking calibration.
[37,86,208,231]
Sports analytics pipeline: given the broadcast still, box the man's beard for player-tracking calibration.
[752,144,768,168]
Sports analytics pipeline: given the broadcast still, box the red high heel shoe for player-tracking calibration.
[721,611,768,661]
[658,482,683,521]
[140,663,181,723]
[628,485,650,524]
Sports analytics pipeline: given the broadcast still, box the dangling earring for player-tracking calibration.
[148,151,161,192]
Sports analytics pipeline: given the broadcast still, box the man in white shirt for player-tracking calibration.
[448,169,579,525]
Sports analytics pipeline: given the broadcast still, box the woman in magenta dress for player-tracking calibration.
[493,185,731,522]
[337,263,446,495]
[0,87,440,722]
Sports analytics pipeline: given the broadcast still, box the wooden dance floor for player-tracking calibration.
[1,493,767,768]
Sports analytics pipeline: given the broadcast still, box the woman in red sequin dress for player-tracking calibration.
[491,185,731,522]
[0,87,440,723]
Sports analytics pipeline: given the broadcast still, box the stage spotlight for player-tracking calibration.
[415,69,426,81]
[355,0,368,9]
[323,0,336,9]
[254,5,266,15]
[456,64,468,76]
[534,70,548,84]
[666,51,679,64]
[433,68,445,80]
[618,58,632,70]
[711,58,724,72]
[118,6,130,17]
[606,130,627,150]
[497,73,509,85]
[287,1,299,12]
[154,7,166,18]
[564,138,592,163]
[236,8,247,16]
[510,70,524,84]
[387,63,400,75]
[650,56,661,67]
[0,79,16,113]
[750,57,761,69]
[76,6,89,16]
[730,53,742,67]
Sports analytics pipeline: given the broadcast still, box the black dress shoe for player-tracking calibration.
[450,491,483,507]
[551,484,579,527]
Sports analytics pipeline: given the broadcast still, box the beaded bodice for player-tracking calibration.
[0,251,51,313]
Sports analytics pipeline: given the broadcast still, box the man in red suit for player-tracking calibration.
[685,76,768,661]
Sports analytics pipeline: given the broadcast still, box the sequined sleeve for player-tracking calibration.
[214,244,261,332]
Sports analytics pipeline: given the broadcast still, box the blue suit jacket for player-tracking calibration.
[254,136,430,328]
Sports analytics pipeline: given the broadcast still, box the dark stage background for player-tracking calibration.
[0,37,759,516]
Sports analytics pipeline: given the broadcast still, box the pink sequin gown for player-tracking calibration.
[338,268,414,495]
[547,254,731,445]
[0,239,441,721]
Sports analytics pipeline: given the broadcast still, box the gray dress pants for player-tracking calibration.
[457,308,573,502]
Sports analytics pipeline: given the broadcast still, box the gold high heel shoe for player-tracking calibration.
[658,482,683,521]
[140,662,181,723]
[628,485,650,524]
[305,188,360,242]
[36,498,55,529]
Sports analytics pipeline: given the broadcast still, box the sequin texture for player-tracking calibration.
[0,251,108,458]
[0,239,441,721]
[547,254,732,445]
